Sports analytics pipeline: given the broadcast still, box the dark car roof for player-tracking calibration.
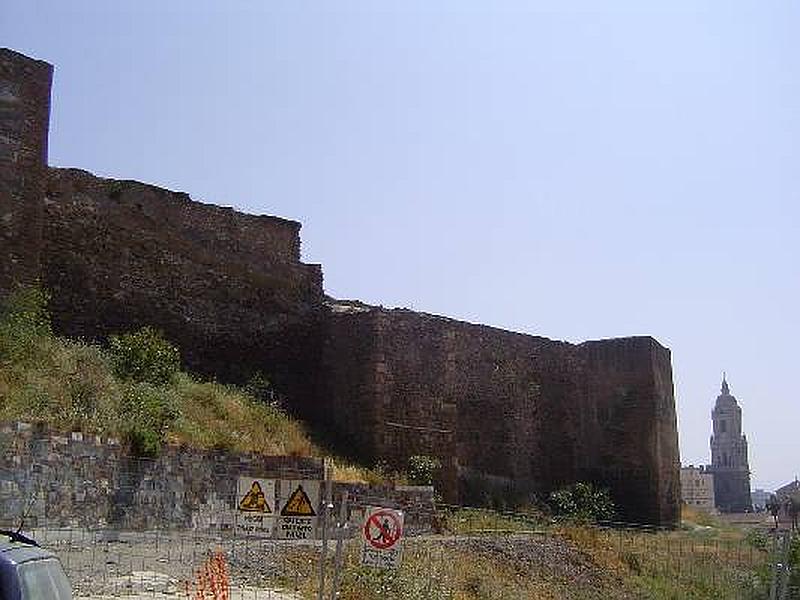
[0,538,56,566]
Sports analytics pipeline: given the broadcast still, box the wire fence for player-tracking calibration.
[5,502,794,599]
[0,452,793,600]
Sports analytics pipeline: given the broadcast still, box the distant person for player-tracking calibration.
[789,496,799,531]
[766,496,780,529]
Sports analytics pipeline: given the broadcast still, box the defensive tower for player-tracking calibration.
[0,49,52,299]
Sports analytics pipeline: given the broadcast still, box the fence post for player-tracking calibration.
[426,539,433,597]
[329,490,349,600]
[777,531,791,600]
[317,479,333,600]
[769,531,780,600]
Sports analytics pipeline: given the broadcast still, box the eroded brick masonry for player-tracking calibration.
[0,49,681,525]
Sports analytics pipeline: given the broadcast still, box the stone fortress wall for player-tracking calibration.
[0,49,52,295]
[0,48,681,525]
[321,307,679,525]
[41,168,325,398]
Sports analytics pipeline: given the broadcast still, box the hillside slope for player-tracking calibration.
[0,286,368,481]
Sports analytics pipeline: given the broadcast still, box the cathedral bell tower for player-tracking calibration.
[709,375,752,512]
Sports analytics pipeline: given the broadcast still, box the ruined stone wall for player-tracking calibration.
[322,307,680,525]
[40,167,324,400]
[317,306,384,454]
[0,50,324,405]
[0,49,52,300]
[0,49,680,525]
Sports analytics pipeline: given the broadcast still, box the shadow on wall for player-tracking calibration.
[457,468,540,511]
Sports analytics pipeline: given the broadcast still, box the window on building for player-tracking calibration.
[720,420,727,433]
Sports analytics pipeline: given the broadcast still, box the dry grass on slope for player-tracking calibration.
[166,375,316,457]
[0,286,371,483]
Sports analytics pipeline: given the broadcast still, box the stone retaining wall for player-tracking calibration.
[0,422,435,533]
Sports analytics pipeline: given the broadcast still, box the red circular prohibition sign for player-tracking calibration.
[364,509,403,550]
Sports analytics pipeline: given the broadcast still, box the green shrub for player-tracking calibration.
[120,382,180,456]
[407,455,441,486]
[0,285,52,362]
[549,482,615,523]
[745,528,769,551]
[125,425,163,458]
[109,327,180,385]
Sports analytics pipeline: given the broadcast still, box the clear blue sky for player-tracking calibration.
[3,1,797,491]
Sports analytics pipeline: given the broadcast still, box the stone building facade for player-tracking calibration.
[0,48,682,525]
[680,465,715,512]
[775,479,800,502]
[708,376,752,512]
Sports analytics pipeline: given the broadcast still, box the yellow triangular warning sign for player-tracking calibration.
[280,485,316,516]
[239,481,271,513]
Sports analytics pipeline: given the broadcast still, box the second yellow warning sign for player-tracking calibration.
[276,479,320,540]
[281,484,317,516]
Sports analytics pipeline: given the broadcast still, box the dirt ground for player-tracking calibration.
[83,570,300,599]
[29,527,309,599]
